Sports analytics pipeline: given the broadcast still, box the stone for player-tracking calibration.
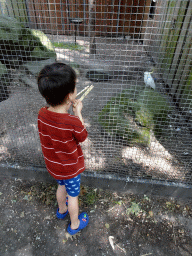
[0,61,7,77]
[136,88,170,135]
[0,61,9,102]
[25,58,56,76]
[29,29,56,60]
[86,70,112,82]
[98,88,171,146]
[18,73,37,89]
[0,15,56,68]
[98,94,151,146]
[0,16,22,43]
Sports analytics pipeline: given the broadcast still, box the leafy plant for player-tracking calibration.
[127,202,142,216]
[80,187,98,205]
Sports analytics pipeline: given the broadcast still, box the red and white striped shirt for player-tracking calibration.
[38,107,88,180]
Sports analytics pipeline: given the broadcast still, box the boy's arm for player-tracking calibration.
[73,118,88,143]
[73,99,85,126]
[75,112,85,126]
[72,99,87,142]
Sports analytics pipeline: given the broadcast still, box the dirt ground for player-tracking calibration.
[0,176,192,256]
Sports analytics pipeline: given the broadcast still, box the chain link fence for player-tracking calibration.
[0,0,191,185]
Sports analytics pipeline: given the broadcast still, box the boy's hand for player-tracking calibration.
[73,100,84,126]
[73,99,83,114]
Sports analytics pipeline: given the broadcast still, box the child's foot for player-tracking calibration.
[67,212,89,235]
[56,208,68,219]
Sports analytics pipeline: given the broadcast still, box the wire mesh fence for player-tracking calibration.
[0,0,191,185]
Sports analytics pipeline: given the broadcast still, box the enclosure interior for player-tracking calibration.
[0,0,191,185]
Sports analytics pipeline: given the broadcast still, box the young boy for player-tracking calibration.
[37,62,89,235]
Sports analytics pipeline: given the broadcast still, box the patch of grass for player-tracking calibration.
[53,42,84,51]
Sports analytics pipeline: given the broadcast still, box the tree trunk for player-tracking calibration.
[89,0,96,54]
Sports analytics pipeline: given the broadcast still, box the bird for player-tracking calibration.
[144,70,156,90]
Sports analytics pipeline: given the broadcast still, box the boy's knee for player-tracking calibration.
[57,184,66,192]
[68,194,78,199]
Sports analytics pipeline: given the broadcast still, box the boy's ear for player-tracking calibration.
[68,93,72,101]
[68,92,75,102]
[63,93,70,103]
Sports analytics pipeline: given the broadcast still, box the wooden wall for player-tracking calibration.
[26,0,146,37]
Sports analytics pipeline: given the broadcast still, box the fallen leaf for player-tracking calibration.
[23,195,29,200]
[20,211,25,218]
[105,223,110,229]
[44,216,51,220]
[148,211,154,217]
[80,186,87,196]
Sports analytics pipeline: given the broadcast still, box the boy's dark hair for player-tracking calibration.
[38,62,76,106]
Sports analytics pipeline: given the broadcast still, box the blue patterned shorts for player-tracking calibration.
[56,174,81,197]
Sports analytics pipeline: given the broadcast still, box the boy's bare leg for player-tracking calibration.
[56,185,68,214]
[68,195,80,230]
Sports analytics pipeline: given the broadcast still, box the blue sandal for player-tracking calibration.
[56,196,68,219]
[67,212,89,235]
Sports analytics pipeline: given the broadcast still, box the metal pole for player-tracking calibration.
[75,23,77,44]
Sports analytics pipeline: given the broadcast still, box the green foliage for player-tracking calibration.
[0,61,7,77]
[83,189,98,205]
[30,47,55,59]
[98,88,170,146]
[137,88,170,134]
[135,108,154,129]
[127,202,142,216]
[53,42,84,51]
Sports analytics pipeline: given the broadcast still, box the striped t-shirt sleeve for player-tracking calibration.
[72,117,88,143]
